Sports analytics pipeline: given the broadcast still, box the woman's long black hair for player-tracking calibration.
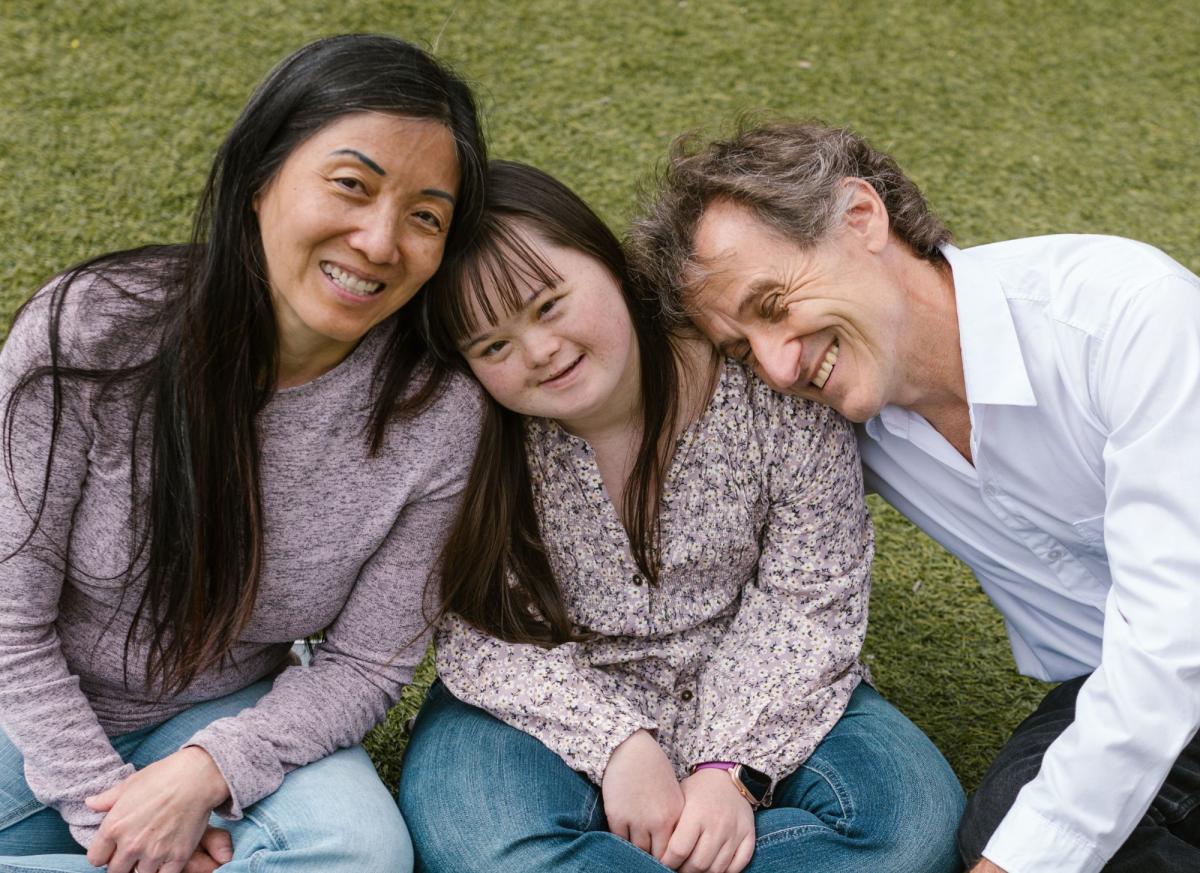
[423,161,683,645]
[1,34,486,695]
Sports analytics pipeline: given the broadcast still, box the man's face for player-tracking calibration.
[689,199,907,423]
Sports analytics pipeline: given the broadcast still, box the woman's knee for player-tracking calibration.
[243,745,412,871]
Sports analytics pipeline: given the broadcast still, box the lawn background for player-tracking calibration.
[2,0,1197,794]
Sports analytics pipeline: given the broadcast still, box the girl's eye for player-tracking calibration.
[481,339,507,357]
[537,297,559,317]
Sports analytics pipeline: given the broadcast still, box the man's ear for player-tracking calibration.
[840,178,890,254]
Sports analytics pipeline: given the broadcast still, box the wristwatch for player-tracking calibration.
[691,761,774,808]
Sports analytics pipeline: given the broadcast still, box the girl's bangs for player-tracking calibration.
[445,218,563,345]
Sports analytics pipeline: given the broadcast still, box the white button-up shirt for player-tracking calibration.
[858,235,1200,873]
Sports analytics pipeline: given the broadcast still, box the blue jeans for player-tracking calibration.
[399,681,965,872]
[0,682,412,873]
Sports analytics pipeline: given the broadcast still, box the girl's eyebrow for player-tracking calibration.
[461,284,551,350]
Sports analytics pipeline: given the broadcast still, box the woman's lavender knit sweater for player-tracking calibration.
[0,275,480,847]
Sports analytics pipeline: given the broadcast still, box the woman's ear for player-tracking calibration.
[839,178,890,254]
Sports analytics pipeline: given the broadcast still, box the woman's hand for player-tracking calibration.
[661,769,755,873]
[84,746,232,873]
[601,729,685,861]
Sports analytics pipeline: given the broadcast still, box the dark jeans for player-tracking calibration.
[957,674,1200,871]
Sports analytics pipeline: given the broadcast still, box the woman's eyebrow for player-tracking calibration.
[329,148,386,176]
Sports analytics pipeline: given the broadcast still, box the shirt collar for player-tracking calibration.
[942,243,1036,409]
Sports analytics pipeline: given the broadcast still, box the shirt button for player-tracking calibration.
[1048,549,1063,561]
[984,485,998,498]
[632,574,645,586]
[680,689,694,702]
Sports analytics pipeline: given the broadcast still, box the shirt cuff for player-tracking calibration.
[983,803,1108,873]
[185,721,284,820]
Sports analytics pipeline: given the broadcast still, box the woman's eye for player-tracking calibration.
[414,210,445,231]
[333,177,364,193]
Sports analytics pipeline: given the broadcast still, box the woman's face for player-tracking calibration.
[254,111,460,371]
[459,225,641,435]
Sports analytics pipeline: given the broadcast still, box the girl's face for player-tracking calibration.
[459,225,640,434]
[254,111,460,367]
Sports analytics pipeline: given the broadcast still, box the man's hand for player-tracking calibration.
[85,746,232,873]
[660,769,755,873]
[602,729,685,861]
[971,859,1007,873]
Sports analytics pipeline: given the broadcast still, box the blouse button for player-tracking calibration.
[680,689,694,702]
[632,574,645,586]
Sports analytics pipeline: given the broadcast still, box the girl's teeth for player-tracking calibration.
[812,343,839,389]
[322,263,383,296]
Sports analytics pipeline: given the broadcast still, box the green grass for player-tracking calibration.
[4,0,1196,793]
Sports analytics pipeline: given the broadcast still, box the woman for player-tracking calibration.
[398,160,964,873]
[0,34,485,873]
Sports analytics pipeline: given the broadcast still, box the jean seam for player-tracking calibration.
[0,863,84,873]
[242,803,291,871]
[0,798,44,831]
[755,822,833,849]
[797,759,856,834]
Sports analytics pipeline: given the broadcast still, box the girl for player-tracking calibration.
[0,34,485,873]
[398,161,965,873]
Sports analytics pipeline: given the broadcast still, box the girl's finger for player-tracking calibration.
[729,831,756,873]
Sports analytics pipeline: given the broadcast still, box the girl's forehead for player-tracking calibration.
[452,220,563,344]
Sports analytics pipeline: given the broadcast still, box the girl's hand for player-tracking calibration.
[601,729,685,860]
[84,746,232,873]
[661,769,755,873]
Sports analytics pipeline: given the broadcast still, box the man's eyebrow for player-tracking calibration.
[459,284,549,350]
[330,149,386,176]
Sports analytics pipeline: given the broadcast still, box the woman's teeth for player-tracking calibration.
[812,342,839,389]
[322,263,384,296]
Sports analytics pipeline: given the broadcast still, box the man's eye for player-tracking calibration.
[760,294,784,321]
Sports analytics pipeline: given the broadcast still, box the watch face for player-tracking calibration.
[734,764,772,804]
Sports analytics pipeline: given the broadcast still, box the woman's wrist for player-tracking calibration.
[178,745,231,808]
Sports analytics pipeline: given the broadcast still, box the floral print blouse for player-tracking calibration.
[436,361,873,788]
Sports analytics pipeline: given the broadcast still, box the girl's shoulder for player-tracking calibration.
[713,358,839,435]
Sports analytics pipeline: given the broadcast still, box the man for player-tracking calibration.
[630,122,1200,873]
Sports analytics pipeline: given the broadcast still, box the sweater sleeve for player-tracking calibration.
[435,612,659,785]
[184,385,480,819]
[680,396,872,783]
[0,287,136,848]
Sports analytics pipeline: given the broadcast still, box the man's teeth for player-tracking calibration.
[322,263,384,296]
[812,342,839,389]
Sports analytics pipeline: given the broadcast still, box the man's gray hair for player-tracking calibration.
[629,120,952,327]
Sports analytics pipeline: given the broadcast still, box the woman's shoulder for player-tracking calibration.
[5,246,182,371]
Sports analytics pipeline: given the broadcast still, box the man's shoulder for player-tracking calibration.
[966,234,1196,333]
